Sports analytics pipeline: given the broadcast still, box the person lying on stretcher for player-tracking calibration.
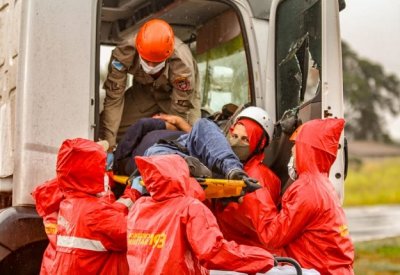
[144,106,282,248]
[111,103,238,176]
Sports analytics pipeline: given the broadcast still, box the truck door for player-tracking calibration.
[0,0,100,273]
[12,0,99,205]
[265,0,346,200]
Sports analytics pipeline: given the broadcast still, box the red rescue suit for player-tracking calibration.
[127,154,274,275]
[52,138,136,275]
[215,118,281,248]
[242,118,354,275]
[32,178,63,275]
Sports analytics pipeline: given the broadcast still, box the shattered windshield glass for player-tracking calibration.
[275,0,321,120]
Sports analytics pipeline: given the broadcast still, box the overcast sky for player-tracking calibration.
[340,0,400,141]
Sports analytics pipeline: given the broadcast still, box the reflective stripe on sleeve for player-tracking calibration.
[57,236,107,252]
[116,197,133,209]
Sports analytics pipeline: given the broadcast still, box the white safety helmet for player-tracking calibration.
[235,106,274,146]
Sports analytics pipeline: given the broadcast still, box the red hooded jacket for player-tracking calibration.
[52,138,134,275]
[214,118,281,248]
[127,154,275,275]
[32,178,63,275]
[241,118,354,275]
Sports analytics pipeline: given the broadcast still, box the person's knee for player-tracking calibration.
[136,117,157,126]
[197,118,214,128]
[125,118,151,135]
[191,118,216,135]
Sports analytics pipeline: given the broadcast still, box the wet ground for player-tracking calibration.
[210,205,400,274]
[345,205,400,242]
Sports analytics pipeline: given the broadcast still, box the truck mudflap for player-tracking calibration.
[0,206,48,274]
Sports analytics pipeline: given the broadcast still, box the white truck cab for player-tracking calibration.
[0,0,346,272]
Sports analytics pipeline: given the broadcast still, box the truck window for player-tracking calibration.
[275,0,322,120]
[197,35,249,114]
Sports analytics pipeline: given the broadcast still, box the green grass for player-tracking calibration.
[355,237,400,274]
[344,157,400,206]
[344,158,400,274]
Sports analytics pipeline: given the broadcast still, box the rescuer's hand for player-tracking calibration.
[131,176,147,195]
[106,152,114,171]
[242,176,261,194]
[226,168,247,180]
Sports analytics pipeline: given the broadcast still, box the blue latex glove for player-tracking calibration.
[106,152,114,171]
[131,176,148,195]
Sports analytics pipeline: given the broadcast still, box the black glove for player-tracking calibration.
[227,169,261,194]
[184,156,212,178]
[242,176,262,193]
[226,168,248,180]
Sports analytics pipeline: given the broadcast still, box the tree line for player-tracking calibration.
[342,41,400,143]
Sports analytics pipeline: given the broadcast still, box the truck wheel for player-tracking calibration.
[0,206,48,274]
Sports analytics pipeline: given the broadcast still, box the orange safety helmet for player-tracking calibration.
[136,19,175,63]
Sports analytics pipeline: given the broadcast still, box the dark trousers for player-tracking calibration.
[114,118,184,175]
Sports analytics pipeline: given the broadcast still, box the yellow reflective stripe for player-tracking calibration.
[339,224,349,237]
[116,197,133,209]
[44,223,57,235]
[128,232,167,248]
[57,236,106,252]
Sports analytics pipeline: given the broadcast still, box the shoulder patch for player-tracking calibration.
[173,77,191,91]
[111,59,124,71]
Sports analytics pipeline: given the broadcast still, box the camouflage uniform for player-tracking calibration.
[101,35,200,147]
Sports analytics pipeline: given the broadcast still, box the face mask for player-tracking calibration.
[140,57,165,75]
[287,154,298,181]
[229,136,250,162]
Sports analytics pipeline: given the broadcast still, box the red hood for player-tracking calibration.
[56,138,106,195]
[293,118,345,174]
[32,178,63,217]
[135,155,205,201]
[233,118,266,155]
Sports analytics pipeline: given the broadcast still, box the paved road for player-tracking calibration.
[209,205,400,274]
[345,205,400,242]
